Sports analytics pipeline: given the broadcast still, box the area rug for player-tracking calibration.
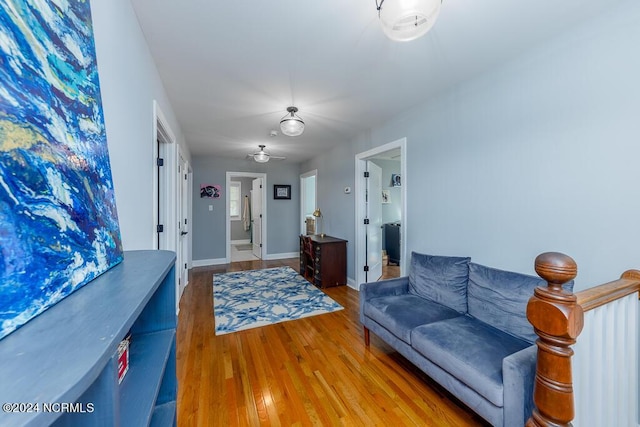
[213,267,343,335]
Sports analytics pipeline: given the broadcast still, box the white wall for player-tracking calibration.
[305,1,640,289]
[90,0,189,250]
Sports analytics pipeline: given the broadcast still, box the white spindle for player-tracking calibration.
[573,293,638,427]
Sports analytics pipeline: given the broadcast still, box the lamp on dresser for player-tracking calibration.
[312,208,324,237]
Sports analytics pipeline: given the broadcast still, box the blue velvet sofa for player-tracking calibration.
[360,252,569,427]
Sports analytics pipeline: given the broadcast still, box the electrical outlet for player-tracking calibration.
[208,205,213,211]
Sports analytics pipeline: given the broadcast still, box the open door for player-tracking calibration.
[366,161,383,281]
[355,138,406,289]
[251,177,263,259]
[300,170,317,235]
[177,153,189,297]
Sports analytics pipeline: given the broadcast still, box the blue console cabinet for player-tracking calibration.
[0,250,177,427]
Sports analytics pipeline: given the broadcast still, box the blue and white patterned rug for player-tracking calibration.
[213,267,343,335]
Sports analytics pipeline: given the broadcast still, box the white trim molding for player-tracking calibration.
[192,258,227,267]
[354,137,408,289]
[263,252,299,261]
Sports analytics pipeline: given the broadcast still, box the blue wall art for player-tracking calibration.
[0,0,123,339]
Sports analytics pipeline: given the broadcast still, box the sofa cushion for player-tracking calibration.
[408,252,471,313]
[467,263,573,343]
[411,316,531,407]
[364,294,461,344]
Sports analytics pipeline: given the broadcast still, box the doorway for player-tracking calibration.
[177,152,191,298]
[226,172,267,263]
[300,170,317,235]
[355,138,407,287]
[153,101,191,313]
[153,102,175,252]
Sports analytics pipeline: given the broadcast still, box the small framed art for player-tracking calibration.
[274,185,291,200]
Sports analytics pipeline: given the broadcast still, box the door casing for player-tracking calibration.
[354,137,407,290]
[225,172,267,263]
[300,169,318,235]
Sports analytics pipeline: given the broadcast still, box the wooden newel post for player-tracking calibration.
[526,252,584,427]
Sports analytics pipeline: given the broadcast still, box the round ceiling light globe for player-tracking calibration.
[253,153,269,163]
[280,117,304,137]
[379,0,442,42]
[280,106,305,136]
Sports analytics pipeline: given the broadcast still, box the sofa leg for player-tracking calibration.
[364,327,370,346]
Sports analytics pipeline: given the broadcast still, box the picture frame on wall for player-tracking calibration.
[200,184,222,198]
[274,184,291,200]
[382,189,390,204]
[391,174,401,187]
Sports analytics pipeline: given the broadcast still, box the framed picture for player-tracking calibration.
[382,190,390,204]
[391,174,401,187]
[274,184,291,200]
[200,184,222,198]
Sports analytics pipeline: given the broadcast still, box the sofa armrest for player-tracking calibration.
[502,344,537,427]
[359,276,410,300]
[359,277,410,326]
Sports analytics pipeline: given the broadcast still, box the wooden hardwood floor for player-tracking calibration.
[177,258,488,426]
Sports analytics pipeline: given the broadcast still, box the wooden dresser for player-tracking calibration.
[299,235,347,288]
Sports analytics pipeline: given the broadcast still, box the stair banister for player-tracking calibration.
[526,252,584,427]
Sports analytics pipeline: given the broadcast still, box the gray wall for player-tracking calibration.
[301,141,360,278]
[303,1,640,290]
[91,0,189,250]
[192,156,300,261]
[230,177,253,241]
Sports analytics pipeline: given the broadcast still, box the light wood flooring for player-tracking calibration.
[177,258,488,426]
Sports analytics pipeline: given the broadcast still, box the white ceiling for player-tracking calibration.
[130,0,618,164]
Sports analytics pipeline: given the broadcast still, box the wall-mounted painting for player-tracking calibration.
[273,184,291,200]
[0,1,123,340]
[200,184,222,198]
[382,189,390,204]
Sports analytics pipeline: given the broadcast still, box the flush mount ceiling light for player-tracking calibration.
[246,145,286,163]
[376,0,442,42]
[279,106,305,137]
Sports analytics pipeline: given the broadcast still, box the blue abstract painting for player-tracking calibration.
[0,1,123,339]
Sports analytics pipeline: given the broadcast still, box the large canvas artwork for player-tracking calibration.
[0,1,123,339]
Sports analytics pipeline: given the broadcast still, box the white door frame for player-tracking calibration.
[152,100,182,312]
[226,172,267,263]
[177,150,191,301]
[152,100,177,251]
[354,137,407,289]
[365,161,383,282]
[300,169,318,235]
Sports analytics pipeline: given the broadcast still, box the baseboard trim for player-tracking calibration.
[192,258,227,267]
[263,252,299,261]
[231,239,251,245]
[347,277,358,291]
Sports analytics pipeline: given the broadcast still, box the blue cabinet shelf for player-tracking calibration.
[0,250,177,427]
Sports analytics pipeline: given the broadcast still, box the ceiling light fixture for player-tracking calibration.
[376,0,442,42]
[253,145,270,163]
[280,106,305,137]
[247,145,287,163]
